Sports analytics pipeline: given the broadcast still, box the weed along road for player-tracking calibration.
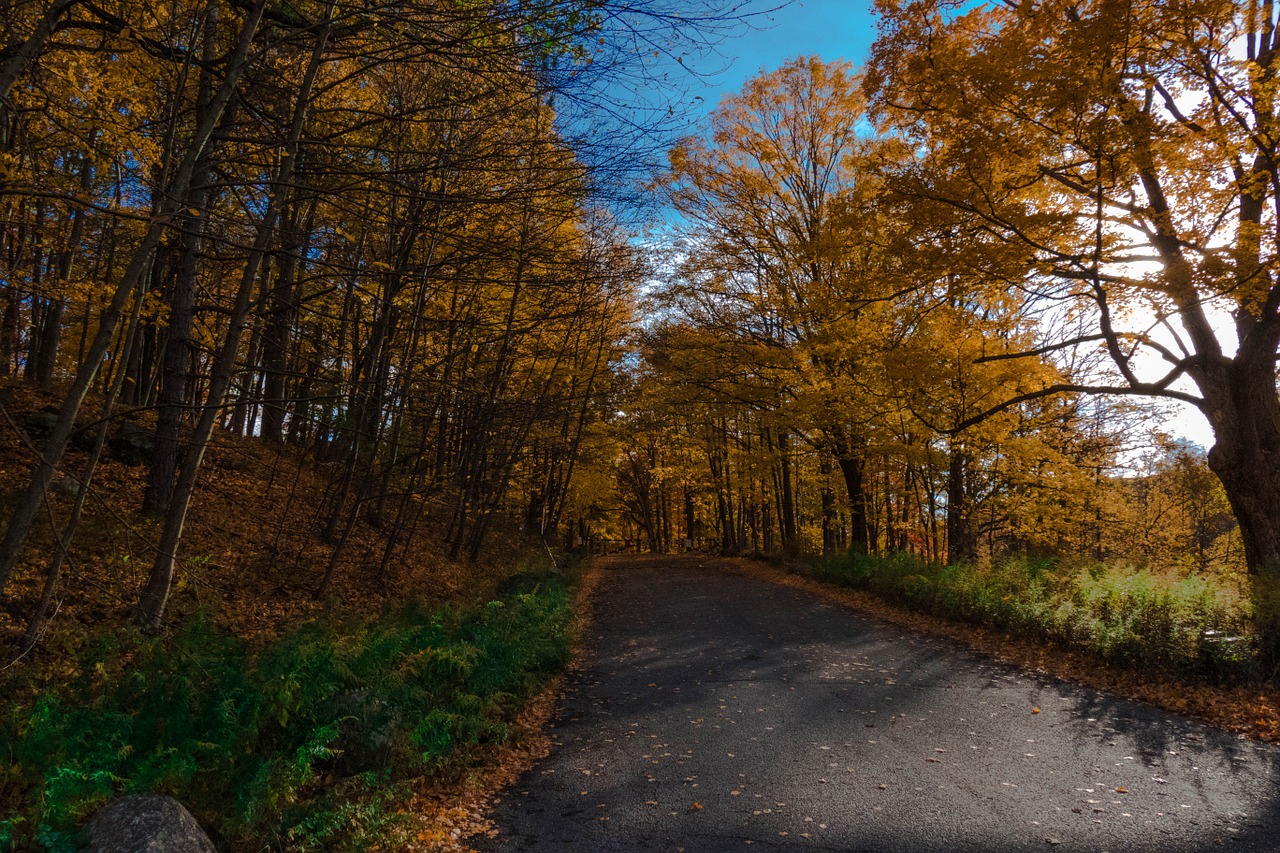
[472,556,1280,852]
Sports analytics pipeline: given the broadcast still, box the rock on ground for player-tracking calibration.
[80,794,217,853]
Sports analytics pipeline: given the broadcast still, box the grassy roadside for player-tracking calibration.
[728,555,1280,744]
[388,553,605,853]
[804,551,1255,681]
[0,556,596,853]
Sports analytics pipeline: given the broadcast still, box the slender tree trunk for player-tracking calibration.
[19,282,143,655]
[260,203,310,443]
[777,430,797,552]
[144,3,220,515]
[136,5,328,628]
[31,149,92,386]
[820,454,836,555]
[0,285,17,375]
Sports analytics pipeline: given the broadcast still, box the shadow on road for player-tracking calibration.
[475,556,1280,852]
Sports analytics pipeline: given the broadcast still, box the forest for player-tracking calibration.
[2,0,1280,849]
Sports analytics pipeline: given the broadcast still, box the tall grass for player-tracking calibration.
[805,552,1255,682]
[0,569,575,852]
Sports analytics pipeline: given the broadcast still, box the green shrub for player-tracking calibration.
[0,573,575,852]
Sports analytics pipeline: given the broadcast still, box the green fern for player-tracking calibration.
[2,570,577,851]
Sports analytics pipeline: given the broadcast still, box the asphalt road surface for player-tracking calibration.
[473,556,1280,852]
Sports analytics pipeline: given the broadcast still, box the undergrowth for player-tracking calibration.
[0,565,576,852]
[802,551,1257,683]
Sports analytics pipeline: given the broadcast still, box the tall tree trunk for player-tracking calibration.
[777,430,797,552]
[260,201,312,443]
[0,284,17,375]
[144,2,221,515]
[820,454,836,555]
[837,454,869,553]
[136,4,328,628]
[31,149,92,386]
[19,281,143,655]
[946,440,976,564]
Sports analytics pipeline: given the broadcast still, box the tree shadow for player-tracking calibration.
[477,558,1280,852]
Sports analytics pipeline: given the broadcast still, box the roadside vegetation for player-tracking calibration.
[799,552,1257,684]
[0,565,577,852]
[602,25,1280,697]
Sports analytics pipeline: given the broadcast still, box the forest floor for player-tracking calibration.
[0,381,528,683]
[468,554,1280,852]
[0,381,584,850]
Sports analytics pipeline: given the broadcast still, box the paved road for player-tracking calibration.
[474,557,1280,852]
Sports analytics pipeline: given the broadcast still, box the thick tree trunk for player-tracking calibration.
[946,442,977,565]
[1203,371,1280,576]
[1198,357,1280,665]
[836,454,869,553]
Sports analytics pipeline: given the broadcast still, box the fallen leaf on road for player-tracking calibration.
[689,801,703,811]
[1115,786,1128,793]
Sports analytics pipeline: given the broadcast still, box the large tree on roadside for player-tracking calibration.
[655,56,898,551]
[868,0,1280,579]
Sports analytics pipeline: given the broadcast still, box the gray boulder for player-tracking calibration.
[80,794,217,853]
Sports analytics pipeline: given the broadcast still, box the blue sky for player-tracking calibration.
[699,0,880,101]
[564,0,879,158]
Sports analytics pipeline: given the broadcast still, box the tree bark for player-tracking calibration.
[144,2,220,515]
[836,454,869,553]
[777,429,797,552]
[820,454,836,555]
[946,440,977,564]
[1202,366,1280,576]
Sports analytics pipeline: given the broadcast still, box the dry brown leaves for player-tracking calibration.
[0,381,524,678]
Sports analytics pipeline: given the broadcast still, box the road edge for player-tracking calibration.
[723,556,1280,744]
[396,557,608,852]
